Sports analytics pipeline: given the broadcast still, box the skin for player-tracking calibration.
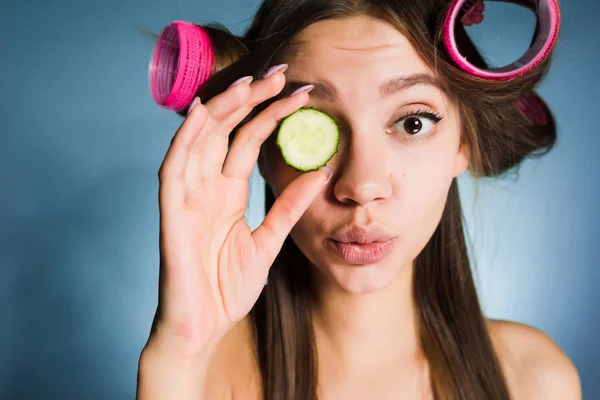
[204,15,581,400]
[264,14,466,396]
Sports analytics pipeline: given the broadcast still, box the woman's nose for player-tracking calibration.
[332,136,392,206]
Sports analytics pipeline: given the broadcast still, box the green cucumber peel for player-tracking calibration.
[276,107,340,172]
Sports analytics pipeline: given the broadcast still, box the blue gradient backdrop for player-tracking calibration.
[1,0,597,398]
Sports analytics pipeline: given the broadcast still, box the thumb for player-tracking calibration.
[252,167,332,264]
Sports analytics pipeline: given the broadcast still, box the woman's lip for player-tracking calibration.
[328,238,397,265]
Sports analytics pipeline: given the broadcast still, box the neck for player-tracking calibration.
[310,261,421,373]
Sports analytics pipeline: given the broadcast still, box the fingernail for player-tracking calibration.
[290,84,314,97]
[262,63,288,79]
[228,75,254,89]
[187,97,200,116]
[319,165,333,183]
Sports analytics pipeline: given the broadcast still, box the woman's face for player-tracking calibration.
[262,14,469,293]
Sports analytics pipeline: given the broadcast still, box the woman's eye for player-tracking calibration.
[391,110,443,138]
[396,116,433,136]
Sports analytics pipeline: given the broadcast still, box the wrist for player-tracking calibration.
[137,337,216,400]
[142,331,220,365]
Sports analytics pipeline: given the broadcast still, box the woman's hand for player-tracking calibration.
[148,67,330,356]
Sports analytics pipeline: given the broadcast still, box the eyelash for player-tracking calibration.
[396,108,444,123]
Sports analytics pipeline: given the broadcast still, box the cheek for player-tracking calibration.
[404,162,453,197]
[395,147,456,218]
[400,179,447,233]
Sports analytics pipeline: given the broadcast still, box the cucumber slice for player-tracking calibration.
[276,108,340,172]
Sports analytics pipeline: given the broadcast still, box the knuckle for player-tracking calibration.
[259,104,281,126]
[248,134,264,150]
[268,113,280,129]
[268,99,289,120]
[234,89,250,109]
[229,85,250,106]
[260,219,277,241]
[277,195,299,221]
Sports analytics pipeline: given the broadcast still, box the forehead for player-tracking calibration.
[280,15,453,116]
[284,15,432,80]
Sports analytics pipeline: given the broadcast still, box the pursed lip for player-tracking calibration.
[330,224,396,244]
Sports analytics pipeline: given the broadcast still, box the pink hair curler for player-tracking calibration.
[148,21,216,112]
[516,91,550,125]
[443,0,561,80]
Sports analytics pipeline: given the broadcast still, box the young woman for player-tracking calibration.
[138,0,581,398]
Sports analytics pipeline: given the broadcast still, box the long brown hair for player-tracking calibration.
[158,0,558,398]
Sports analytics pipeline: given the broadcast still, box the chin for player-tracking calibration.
[312,254,410,294]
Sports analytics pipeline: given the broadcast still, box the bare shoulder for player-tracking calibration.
[204,316,262,400]
[486,318,581,400]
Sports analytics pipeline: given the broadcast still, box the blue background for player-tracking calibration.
[1,0,597,398]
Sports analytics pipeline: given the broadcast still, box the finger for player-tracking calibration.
[182,83,252,179]
[159,102,210,204]
[202,77,253,125]
[252,168,331,265]
[187,131,230,180]
[202,70,285,129]
[185,71,287,178]
[216,72,288,134]
[221,90,310,180]
[196,71,288,177]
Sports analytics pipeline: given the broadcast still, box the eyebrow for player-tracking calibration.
[285,73,446,102]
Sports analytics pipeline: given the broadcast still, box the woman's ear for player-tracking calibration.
[454,141,470,177]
